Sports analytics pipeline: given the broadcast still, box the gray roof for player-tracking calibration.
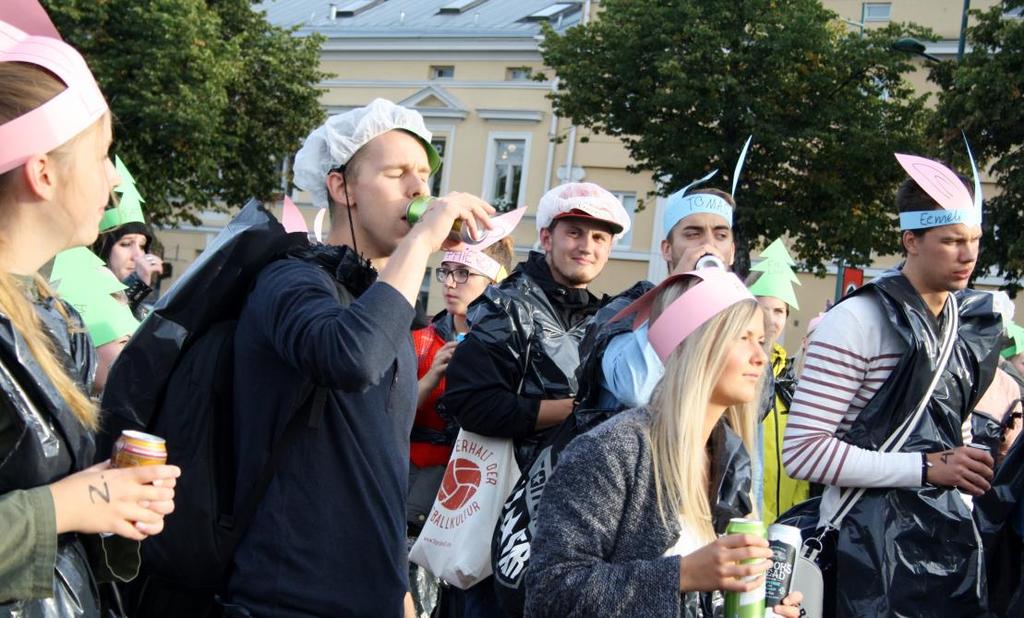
[256,0,584,38]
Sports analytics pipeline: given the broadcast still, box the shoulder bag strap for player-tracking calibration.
[825,293,961,529]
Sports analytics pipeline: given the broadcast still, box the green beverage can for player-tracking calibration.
[723,517,766,618]
[405,196,487,245]
[405,195,432,225]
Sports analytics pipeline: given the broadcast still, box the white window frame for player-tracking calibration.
[481,132,532,210]
[505,66,532,81]
[862,3,891,22]
[429,65,455,80]
[609,191,638,249]
[426,124,457,197]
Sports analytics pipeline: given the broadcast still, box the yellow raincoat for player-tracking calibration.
[762,342,810,523]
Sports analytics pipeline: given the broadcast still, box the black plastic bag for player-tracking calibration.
[97,199,306,454]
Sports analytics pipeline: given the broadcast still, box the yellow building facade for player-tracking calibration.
[153,0,1020,346]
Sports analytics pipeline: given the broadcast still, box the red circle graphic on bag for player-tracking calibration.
[437,458,481,510]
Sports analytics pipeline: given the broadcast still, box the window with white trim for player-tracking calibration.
[429,65,455,80]
[862,3,891,22]
[610,191,637,248]
[487,139,526,211]
[429,137,447,197]
[505,66,532,81]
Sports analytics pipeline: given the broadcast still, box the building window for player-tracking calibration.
[488,139,526,211]
[524,3,581,21]
[429,137,446,197]
[429,65,455,80]
[505,66,532,81]
[610,191,637,248]
[862,3,891,22]
[439,0,489,14]
[331,0,386,18]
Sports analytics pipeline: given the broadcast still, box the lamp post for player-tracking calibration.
[892,37,942,63]
[957,0,971,61]
[893,0,971,63]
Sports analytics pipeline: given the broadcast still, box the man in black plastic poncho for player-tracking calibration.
[782,148,1003,617]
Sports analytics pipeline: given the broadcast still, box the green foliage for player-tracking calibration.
[931,1,1024,292]
[540,0,933,274]
[44,0,328,225]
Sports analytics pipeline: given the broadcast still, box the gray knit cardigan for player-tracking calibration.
[525,407,750,617]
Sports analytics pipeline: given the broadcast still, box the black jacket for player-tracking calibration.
[227,245,417,618]
[439,251,603,468]
[0,290,132,615]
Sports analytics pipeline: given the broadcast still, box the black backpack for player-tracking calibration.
[98,200,323,616]
[490,281,653,616]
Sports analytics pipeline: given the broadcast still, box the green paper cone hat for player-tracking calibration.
[1002,323,1024,359]
[99,156,146,231]
[50,246,140,346]
[748,238,801,310]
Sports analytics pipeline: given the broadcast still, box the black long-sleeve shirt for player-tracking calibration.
[228,256,416,617]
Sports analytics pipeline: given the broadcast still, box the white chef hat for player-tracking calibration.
[292,98,441,209]
[534,182,631,241]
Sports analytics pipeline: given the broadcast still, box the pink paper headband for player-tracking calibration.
[0,21,108,174]
[612,270,755,362]
[443,249,504,282]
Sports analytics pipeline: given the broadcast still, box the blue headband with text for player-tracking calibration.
[897,133,984,231]
[662,135,751,235]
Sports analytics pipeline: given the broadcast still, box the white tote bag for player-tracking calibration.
[410,430,521,589]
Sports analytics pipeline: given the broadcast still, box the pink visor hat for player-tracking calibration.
[612,269,755,362]
[0,19,108,175]
[442,206,527,282]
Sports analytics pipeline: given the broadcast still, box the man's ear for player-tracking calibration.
[902,230,919,256]
[539,226,554,252]
[660,237,672,265]
[326,171,353,210]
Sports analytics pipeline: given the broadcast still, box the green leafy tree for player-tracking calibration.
[540,0,933,274]
[930,1,1024,292]
[44,0,327,225]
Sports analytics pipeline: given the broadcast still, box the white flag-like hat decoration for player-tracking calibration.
[662,135,752,233]
[896,133,984,230]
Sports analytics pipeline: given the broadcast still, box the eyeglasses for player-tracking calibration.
[435,267,486,284]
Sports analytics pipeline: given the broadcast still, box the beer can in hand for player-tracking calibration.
[764,524,802,617]
[405,196,488,245]
[111,430,167,468]
[724,518,766,618]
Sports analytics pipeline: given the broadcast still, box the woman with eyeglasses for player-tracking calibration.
[406,238,514,614]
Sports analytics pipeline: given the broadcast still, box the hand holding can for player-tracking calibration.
[405,195,493,246]
[111,430,168,468]
[764,524,802,617]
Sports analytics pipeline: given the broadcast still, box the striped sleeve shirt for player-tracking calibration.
[782,294,923,488]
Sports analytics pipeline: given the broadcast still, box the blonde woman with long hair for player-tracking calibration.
[0,14,179,615]
[524,270,802,617]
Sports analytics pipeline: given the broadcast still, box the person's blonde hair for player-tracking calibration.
[0,62,101,430]
[647,277,761,541]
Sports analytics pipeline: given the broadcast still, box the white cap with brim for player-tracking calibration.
[293,98,441,209]
[534,182,631,241]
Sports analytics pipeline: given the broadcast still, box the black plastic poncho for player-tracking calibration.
[830,273,1001,617]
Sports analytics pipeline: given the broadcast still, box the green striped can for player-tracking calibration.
[405,195,433,225]
[723,518,766,618]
